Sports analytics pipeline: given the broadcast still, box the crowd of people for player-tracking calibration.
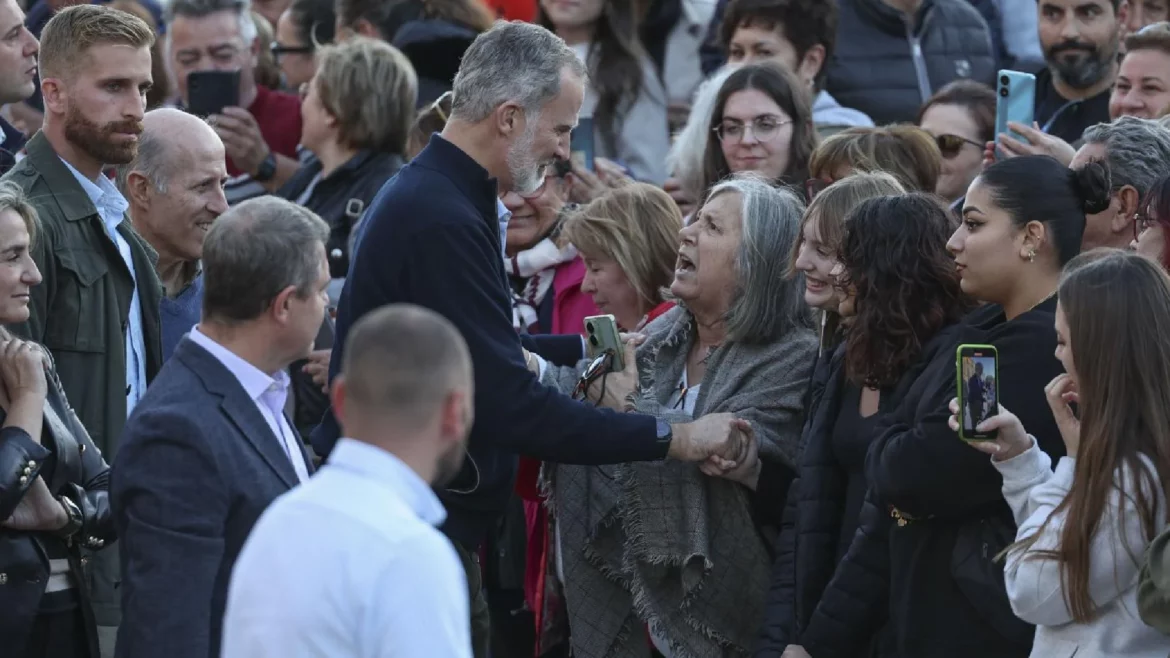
[4,0,1170,656]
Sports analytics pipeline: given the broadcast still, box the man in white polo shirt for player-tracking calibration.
[222,303,476,658]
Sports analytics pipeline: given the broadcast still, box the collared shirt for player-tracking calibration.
[59,158,147,416]
[187,327,309,482]
[221,438,471,658]
[496,197,510,256]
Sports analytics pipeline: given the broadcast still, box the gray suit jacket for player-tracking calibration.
[110,337,313,658]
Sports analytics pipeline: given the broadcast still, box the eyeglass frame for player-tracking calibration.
[712,114,794,144]
[572,351,615,403]
[934,133,984,159]
[270,41,314,58]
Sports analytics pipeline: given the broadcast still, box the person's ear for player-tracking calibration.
[495,101,523,139]
[330,375,347,425]
[41,76,65,116]
[1020,220,1047,260]
[125,171,154,210]
[438,389,467,441]
[1113,185,1141,234]
[271,284,299,324]
[797,44,826,88]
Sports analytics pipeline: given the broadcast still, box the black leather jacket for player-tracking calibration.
[0,358,114,656]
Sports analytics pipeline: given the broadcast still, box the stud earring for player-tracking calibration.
[1027,250,1036,263]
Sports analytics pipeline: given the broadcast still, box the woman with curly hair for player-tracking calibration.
[758,192,976,655]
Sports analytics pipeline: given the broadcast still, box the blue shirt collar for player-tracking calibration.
[328,438,447,527]
[58,157,129,229]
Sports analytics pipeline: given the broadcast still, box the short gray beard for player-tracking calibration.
[506,113,544,195]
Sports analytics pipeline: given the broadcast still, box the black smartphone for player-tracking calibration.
[187,70,241,117]
[956,344,999,441]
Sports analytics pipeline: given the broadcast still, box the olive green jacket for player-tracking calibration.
[1,131,164,627]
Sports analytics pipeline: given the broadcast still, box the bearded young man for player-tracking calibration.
[0,7,163,656]
[1033,0,1124,144]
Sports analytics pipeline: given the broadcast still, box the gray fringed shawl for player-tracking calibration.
[543,307,817,657]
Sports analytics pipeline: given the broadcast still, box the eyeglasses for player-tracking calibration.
[572,351,614,402]
[713,115,793,143]
[934,133,983,159]
[270,41,313,58]
[804,177,831,203]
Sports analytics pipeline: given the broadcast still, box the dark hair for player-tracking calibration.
[916,79,996,143]
[976,155,1111,266]
[839,193,975,387]
[538,0,646,155]
[717,0,837,91]
[336,0,493,39]
[409,90,452,158]
[703,62,817,193]
[1140,174,1170,269]
[289,0,336,46]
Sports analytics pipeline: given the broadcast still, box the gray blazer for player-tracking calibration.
[111,337,313,658]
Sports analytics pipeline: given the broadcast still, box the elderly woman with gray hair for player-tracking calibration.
[537,173,817,657]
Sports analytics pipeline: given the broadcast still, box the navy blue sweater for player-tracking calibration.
[311,134,666,545]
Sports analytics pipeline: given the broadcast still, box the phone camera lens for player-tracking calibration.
[999,75,1009,86]
[589,335,599,347]
[586,323,595,333]
[999,87,1009,97]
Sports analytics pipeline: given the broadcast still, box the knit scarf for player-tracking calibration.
[507,236,578,332]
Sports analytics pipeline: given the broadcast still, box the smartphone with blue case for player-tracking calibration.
[994,70,1036,159]
[570,117,595,172]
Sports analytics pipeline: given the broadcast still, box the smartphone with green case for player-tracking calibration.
[584,314,624,371]
[956,344,999,441]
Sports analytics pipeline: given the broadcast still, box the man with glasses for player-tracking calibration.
[168,0,303,205]
[1069,116,1170,250]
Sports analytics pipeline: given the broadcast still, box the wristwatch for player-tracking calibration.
[253,151,277,182]
[55,494,83,539]
[655,418,673,450]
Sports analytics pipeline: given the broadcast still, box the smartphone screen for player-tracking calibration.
[958,345,999,440]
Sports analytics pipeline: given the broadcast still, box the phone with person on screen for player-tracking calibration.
[994,70,1036,160]
[584,314,624,371]
[956,344,999,441]
[187,70,241,118]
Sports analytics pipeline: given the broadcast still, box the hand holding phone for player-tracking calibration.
[948,398,1031,460]
[187,70,241,118]
[584,314,624,370]
[994,70,1035,160]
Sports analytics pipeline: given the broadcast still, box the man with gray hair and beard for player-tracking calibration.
[117,108,229,361]
[223,304,477,658]
[310,20,751,657]
[1069,116,1170,250]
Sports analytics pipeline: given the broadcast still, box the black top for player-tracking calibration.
[830,383,880,562]
[310,134,666,546]
[1033,66,1111,145]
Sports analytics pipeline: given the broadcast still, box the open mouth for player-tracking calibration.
[806,277,828,292]
[677,253,696,272]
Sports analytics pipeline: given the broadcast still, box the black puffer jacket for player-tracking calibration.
[794,299,1065,658]
[826,0,996,126]
[757,325,961,657]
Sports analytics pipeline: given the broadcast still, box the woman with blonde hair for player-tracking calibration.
[807,125,943,197]
[517,182,682,655]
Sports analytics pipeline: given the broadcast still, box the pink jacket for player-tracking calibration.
[549,258,598,336]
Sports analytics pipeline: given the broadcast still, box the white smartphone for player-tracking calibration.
[584,314,624,371]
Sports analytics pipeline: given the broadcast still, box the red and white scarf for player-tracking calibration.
[508,238,578,331]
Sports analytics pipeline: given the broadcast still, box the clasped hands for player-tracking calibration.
[0,338,68,532]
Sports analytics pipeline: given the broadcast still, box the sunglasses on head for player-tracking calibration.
[934,133,984,159]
